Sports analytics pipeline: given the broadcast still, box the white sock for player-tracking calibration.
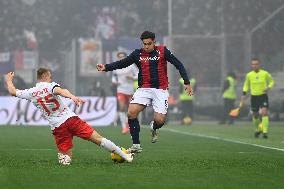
[119,112,127,129]
[100,138,127,159]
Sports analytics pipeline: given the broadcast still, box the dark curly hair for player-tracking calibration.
[140,31,155,41]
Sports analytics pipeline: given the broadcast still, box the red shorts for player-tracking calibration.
[52,116,94,153]
[117,93,132,104]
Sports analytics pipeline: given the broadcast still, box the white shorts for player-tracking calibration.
[130,88,169,114]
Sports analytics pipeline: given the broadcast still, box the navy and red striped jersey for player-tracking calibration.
[105,46,190,90]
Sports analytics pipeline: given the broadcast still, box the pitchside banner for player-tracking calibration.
[0,96,116,126]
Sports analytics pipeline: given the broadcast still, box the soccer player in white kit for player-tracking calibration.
[5,68,133,165]
[112,52,138,134]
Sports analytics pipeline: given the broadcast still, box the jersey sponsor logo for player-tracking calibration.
[139,56,160,61]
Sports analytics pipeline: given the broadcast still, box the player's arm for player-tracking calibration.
[241,74,250,105]
[164,47,190,84]
[97,51,136,72]
[5,72,31,100]
[164,47,193,96]
[265,72,275,93]
[53,87,85,106]
[222,79,230,93]
[5,72,17,96]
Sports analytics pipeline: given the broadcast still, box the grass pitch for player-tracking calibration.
[0,122,284,189]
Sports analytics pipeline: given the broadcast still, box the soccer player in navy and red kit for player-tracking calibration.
[97,31,193,153]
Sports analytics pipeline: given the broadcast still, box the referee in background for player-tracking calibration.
[241,58,275,139]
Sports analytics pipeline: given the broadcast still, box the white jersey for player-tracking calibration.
[16,82,76,130]
[112,64,138,95]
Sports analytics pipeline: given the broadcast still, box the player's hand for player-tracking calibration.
[184,84,194,96]
[71,96,86,107]
[240,95,248,107]
[263,88,270,93]
[96,64,106,71]
[5,72,15,82]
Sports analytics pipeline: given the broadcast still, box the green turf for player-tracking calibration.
[0,123,284,189]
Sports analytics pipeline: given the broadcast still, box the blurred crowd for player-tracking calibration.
[0,0,166,52]
[0,0,283,88]
[1,0,282,51]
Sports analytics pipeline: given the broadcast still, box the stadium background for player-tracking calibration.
[1,1,284,189]
[0,0,284,125]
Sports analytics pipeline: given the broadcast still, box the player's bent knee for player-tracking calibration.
[155,118,166,126]
[127,111,138,119]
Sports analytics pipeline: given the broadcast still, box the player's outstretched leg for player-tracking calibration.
[89,130,133,162]
[100,137,134,162]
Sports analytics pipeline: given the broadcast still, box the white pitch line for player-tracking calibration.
[163,128,284,152]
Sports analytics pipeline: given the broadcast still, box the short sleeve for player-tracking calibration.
[50,82,61,94]
[16,89,32,100]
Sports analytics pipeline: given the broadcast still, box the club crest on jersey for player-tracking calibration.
[139,56,160,62]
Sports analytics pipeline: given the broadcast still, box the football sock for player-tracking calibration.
[119,112,127,129]
[261,116,269,133]
[100,138,127,159]
[152,121,164,130]
[252,116,259,132]
[128,118,140,144]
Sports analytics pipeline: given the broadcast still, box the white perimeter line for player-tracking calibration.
[1,128,283,152]
[163,128,284,152]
